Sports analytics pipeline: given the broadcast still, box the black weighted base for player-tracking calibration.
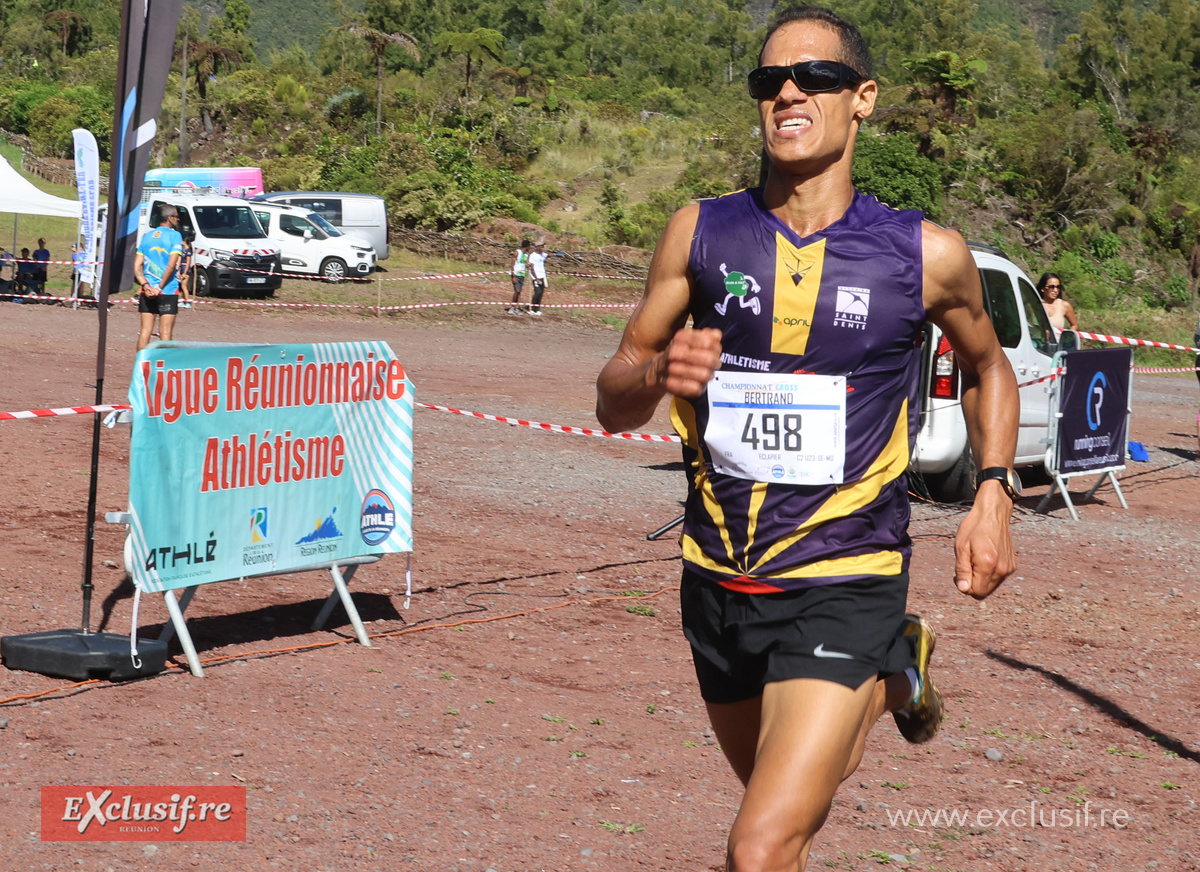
[1,630,168,681]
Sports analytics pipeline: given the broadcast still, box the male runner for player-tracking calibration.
[134,205,184,351]
[596,8,1018,870]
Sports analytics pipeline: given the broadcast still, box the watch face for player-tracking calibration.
[1006,469,1022,497]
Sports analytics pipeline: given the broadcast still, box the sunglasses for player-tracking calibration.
[748,60,864,99]
[1044,283,1061,289]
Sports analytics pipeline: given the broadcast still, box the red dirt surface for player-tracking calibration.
[0,291,1197,871]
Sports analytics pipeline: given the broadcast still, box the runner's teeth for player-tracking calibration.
[779,118,811,130]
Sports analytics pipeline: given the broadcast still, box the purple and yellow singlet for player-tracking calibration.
[674,189,926,593]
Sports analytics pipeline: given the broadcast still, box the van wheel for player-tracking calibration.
[193,267,212,297]
[925,445,976,504]
[320,258,347,282]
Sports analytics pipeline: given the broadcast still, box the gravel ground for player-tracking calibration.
[0,294,1197,871]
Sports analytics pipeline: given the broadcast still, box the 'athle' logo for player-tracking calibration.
[41,786,246,841]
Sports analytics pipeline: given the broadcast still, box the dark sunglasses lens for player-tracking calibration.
[793,63,843,92]
[748,67,789,99]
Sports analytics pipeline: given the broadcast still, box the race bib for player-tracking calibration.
[705,372,846,485]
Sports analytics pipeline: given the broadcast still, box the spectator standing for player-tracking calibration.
[33,237,50,293]
[506,239,532,315]
[177,233,194,309]
[1038,272,1078,331]
[527,241,548,316]
[134,204,184,350]
[71,244,86,297]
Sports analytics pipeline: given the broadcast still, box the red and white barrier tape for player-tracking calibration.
[1077,330,1200,354]
[415,402,680,443]
[0,403,130,421]
[6,257,103,266]
[1131,365,1200,374]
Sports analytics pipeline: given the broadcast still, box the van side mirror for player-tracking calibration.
[303,228,313,240]
[1058,329,1079,352]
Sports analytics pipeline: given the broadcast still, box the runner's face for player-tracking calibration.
[757,23,876,175]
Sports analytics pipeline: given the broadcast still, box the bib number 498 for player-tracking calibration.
[740,413,802,452]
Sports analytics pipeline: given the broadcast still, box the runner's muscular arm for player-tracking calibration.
[596,205,722,433]
[922,223,1018,599]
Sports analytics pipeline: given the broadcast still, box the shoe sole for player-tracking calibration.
[894,615,943,744]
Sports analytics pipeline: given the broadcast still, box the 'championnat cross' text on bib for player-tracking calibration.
[673,189,925,592]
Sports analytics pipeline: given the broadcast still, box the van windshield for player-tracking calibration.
[193,205,267,239]
[308,213,342,237]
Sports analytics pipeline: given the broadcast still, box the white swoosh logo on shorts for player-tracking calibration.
[813,643,854,660]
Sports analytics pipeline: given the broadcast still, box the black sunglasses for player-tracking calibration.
[748,60,864,100]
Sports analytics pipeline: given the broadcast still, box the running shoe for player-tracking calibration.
[892,614,943,744]
[528,310,542,317]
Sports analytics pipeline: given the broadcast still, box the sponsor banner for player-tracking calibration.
[71,128,100,285]
[127,341,414,593]
[41,786,246,841]
[1056,347,1132,474]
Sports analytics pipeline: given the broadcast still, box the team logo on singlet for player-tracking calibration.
[834,285,871,330]
[771,236,826,354]
[715,264,762,316]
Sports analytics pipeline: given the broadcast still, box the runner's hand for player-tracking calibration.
[953,482,1016,599]
[656,328,722,398]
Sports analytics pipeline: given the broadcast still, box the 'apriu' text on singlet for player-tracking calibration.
[673,188,925,593]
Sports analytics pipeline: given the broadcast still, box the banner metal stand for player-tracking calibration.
[111,508,382,677]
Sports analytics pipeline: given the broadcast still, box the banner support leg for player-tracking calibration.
[158,585,198,644]
[328,564,371,647]
[313,563,359,631]
[1086,471,1128,509]
[162,589,203,676]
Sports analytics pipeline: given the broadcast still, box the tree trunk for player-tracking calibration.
[376,49,384,138]
[179,28,189,165]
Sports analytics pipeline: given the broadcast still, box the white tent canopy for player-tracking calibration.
[0,154,82,220]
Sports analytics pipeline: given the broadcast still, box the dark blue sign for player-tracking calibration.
[1056,348,1132,474]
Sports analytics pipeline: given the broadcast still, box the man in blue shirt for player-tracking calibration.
[134,205,184,350]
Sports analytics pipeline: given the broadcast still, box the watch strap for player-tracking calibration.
[975,466,1018,497]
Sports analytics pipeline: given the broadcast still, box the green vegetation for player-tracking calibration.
[2,0,1200,343]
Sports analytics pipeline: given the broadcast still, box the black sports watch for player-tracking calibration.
[975,466,1022,499]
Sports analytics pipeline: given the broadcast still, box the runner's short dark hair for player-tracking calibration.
[759,6,874,81]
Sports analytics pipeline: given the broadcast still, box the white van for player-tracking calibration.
[139,191,283,296]
[250,202,376,281]
[911,243,1061,500]
[254,192,389,259]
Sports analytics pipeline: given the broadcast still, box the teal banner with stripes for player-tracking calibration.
[126,341,414,593]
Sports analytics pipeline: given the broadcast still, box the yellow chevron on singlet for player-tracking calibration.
[770,235,826,355]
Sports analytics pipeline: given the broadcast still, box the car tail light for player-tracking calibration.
[931,335,959,399]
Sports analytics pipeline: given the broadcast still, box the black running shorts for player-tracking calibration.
[139,292,179,315]
[680,569,916,704]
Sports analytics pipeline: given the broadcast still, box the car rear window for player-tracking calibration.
[979,268,1021,348]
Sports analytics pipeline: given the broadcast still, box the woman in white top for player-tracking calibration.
[1038,273,1078,332]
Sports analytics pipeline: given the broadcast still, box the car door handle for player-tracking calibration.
[1017,365,1028,374]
